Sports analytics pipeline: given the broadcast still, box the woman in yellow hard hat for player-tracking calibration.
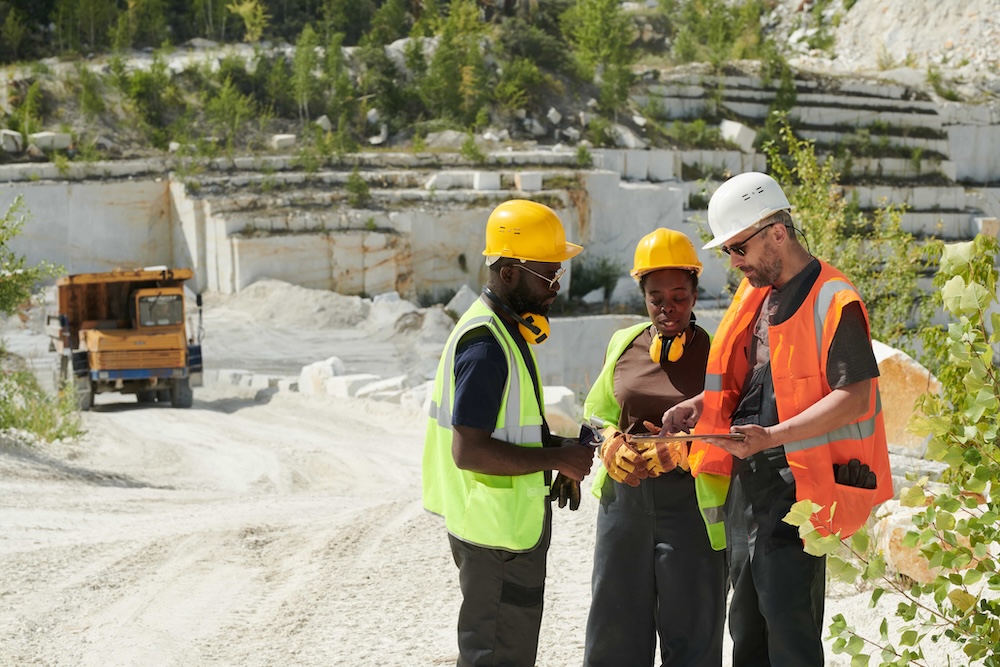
[582,228,726,667]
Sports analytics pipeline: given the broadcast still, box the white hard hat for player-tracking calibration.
[704,172,792,250]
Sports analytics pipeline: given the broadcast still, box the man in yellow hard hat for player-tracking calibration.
[423,199,596,667]
[662,172,892,666]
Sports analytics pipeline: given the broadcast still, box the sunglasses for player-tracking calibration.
[721,224,775,257]
[516,265,566,290]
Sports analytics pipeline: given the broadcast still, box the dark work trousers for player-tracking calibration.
[726,453,827,667]
[583,470,727,667]
[448,507,552,667]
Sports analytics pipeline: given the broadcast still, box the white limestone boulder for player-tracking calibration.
[544,385,582,438]
[445,284,479,316]
[298,356,346,394]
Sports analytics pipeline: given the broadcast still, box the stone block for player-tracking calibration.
[298,356,346,394]
[276,378,299,393]
[473,171,501,191]
[514,171,543,192]
[354,374,410,399]
[872,341,940,454]
[424,171,474,190]
[315,114,332,132]
[623,149,649,182]
[270,134,296,150]
[719,119,757,153]
[28,131,72,150]
[546,107,563,125]
[646,150,674,181]
[976,217,1000,237]
[1,129,23,153]
[325,373,381,398]
[445,284,478,315]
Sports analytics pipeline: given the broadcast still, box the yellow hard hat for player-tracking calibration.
[630,228,703,281]
[482,200,583,263]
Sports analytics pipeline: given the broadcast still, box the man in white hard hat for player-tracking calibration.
[661,172,893,665]
[423,199,595,667]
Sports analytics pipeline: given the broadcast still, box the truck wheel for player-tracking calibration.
[75,379,94,411]
[171,377,193,409]
[137,390,156,403]
[156,389,171,403]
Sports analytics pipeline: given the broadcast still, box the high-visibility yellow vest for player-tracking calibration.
[422,298,549,552]
[690,261,892,548]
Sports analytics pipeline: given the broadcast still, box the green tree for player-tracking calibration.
[320,0,375,45]
[367,0,408,46]
[190,0,231,41]
[227,0,269,43]
[11,81,44,139]
[0,8,28,62]
[54,0,119,52]
[667,0,774,69]
[561,0,634,113]
[206,76,256,149]
[291,24,321,122]
[562,0,632,75]
[410,0,443,37]
[323,33,356,126]
[0,197,81,443]
[421,0,488,125]
[0,198,59,317]
[76,63,106,120]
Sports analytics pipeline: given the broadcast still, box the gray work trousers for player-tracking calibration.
[727,455,827,667]
[583,470,727,667]
[448,508,552,667]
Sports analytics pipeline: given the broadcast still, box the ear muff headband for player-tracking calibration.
[482,287,550,344]
[649,328,687,363]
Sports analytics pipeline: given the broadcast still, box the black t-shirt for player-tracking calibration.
[452,317,543,432]
[733,259,879,425]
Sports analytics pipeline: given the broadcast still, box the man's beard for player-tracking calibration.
[508,281,549,316]
[745,255,783,288]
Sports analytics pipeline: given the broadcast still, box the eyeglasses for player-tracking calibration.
[721,224,775,257]
[516,265,566,290]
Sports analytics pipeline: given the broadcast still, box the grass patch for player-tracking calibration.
[1,369,84,443]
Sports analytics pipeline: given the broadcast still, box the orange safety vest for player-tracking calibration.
[689,260,892,539]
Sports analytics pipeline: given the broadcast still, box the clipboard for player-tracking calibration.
[630,433,746,443]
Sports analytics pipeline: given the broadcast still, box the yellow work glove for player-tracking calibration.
[636,440,689,476]
[600,431,648,487]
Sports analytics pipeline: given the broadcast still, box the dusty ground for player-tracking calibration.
[0,283,964,666]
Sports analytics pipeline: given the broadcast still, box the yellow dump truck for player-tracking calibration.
[47,267,204,410]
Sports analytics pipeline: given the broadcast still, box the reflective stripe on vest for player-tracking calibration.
[427,313,543,445]
[691,261,892,541]
[422,299,548,552]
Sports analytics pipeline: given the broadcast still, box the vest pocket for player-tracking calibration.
[828,483,878,538]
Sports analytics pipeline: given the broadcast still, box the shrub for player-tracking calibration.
[0,370,83,442]
[787,235,1000,666]
[763,115,936,349]
[346,168,371,208]
[569,256,624,300]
